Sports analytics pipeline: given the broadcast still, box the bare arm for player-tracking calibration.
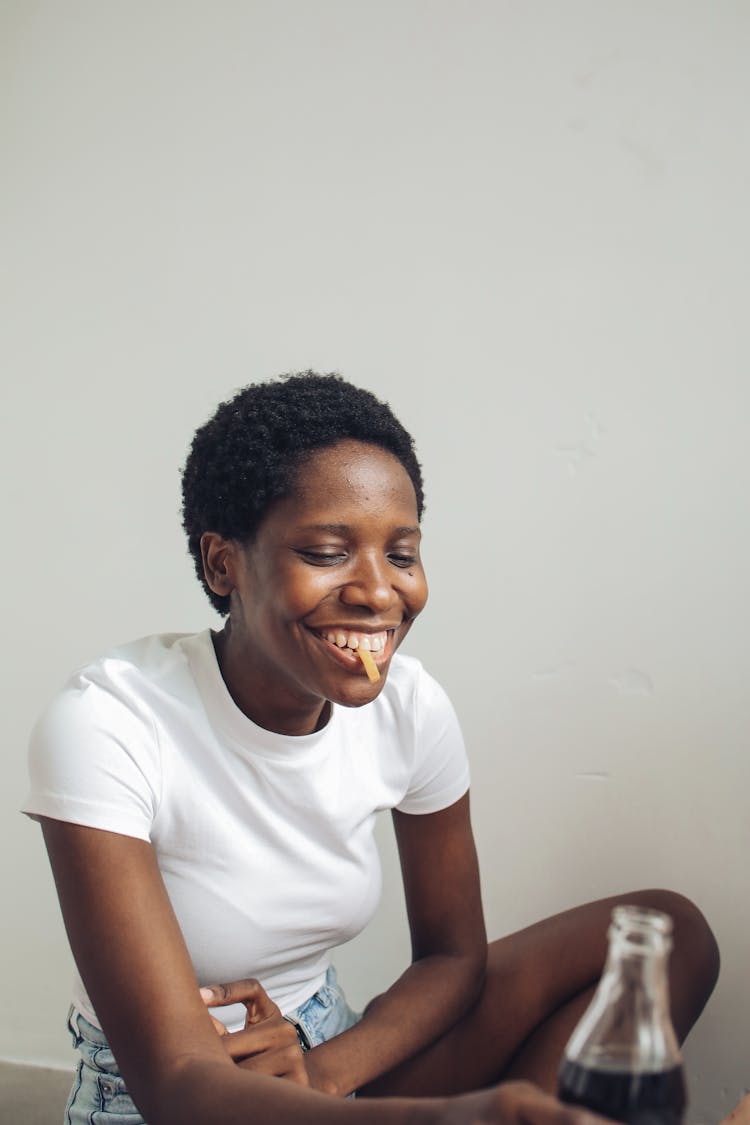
[301,792,488,1097]
[38,818,431,1124]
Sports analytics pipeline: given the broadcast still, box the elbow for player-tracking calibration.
[467,940,488,1006]
[441,938,488,1015]
[127,1056,232,1125]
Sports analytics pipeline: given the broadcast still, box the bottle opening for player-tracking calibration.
[611,905,673,936]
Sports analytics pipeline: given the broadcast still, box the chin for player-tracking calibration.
[329,678,386,709]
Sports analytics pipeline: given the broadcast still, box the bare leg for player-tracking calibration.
[361,889,719,1099]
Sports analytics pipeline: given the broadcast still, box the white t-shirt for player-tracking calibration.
[24,631,470,1031]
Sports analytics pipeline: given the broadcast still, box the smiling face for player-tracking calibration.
[202,440,428,735]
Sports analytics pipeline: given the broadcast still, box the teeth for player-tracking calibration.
[322,631,387,654]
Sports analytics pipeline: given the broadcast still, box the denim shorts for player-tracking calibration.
[63,966,361,1122]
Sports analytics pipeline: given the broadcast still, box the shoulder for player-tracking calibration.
[375,652,458,726]
[369,655,469,814]
[24,633,207,834]
[31,632,204,745]
[360,653,464,761]
[91,631,202,695]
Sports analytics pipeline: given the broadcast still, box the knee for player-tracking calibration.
[632,888,720,995]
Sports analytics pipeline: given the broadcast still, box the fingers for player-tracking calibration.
[199,977,280,1025]
[198,976,308,1085]
[448,1081,620,1125]
[493,1082,592,1125]
[208,1013,229,1037]
[225,1018,309,1087]
[219,1015,300,1062]
[237,1044,310,1087]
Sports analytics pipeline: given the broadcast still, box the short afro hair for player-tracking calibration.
[181,371,425,614]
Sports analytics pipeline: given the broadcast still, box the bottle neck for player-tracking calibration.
[601,937,674,1020]
[563,907,682,1071]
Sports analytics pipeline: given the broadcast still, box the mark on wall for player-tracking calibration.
[618,135,664,177]
[608,669,655,697]
[554,414,606,475]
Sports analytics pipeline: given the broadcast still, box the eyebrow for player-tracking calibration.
[297,523,420,536]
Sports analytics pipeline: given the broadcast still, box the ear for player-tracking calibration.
[200,532,238,600]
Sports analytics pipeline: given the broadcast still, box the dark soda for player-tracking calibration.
[558,1059,686,1125]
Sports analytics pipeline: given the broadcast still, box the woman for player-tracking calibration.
[25,372,719,1125]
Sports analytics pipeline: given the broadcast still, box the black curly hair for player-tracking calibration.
[181,371,425,614]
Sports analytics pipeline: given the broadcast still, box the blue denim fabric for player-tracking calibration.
[64,1007,141,1124]
[284,965,361,1050]
[63,966,361,1123]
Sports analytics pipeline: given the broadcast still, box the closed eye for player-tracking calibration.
[295,549,347,565]
[389,553,418,568]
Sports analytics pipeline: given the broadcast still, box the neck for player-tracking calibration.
[211,625,330,736]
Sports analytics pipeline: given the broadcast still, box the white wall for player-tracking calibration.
[2,3,748,1122]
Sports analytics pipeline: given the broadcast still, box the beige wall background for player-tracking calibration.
[2,3,748,1122]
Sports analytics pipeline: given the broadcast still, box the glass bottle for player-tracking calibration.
[558,904,686,1125]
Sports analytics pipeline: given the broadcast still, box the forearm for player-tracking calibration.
[149,1057,444,1125]
[305,951,486,1097]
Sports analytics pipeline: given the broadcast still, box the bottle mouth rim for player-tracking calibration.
[611,904,674,937]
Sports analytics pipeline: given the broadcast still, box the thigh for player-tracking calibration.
[362,888,718,1099]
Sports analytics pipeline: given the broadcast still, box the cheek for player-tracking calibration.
[282,573,337,617]
[408,572,429,615]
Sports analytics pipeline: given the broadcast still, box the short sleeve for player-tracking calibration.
[23,675,160,842]
[396,666,470,815]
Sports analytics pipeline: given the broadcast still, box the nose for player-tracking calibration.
[339,553,396,613]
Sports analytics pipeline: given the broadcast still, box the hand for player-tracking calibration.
[199,977,308,1087]
[438,1080,616,1125]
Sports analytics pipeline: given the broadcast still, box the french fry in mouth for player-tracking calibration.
[358,647,380,683]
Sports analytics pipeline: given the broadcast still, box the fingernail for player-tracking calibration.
[200,987,214,1001]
